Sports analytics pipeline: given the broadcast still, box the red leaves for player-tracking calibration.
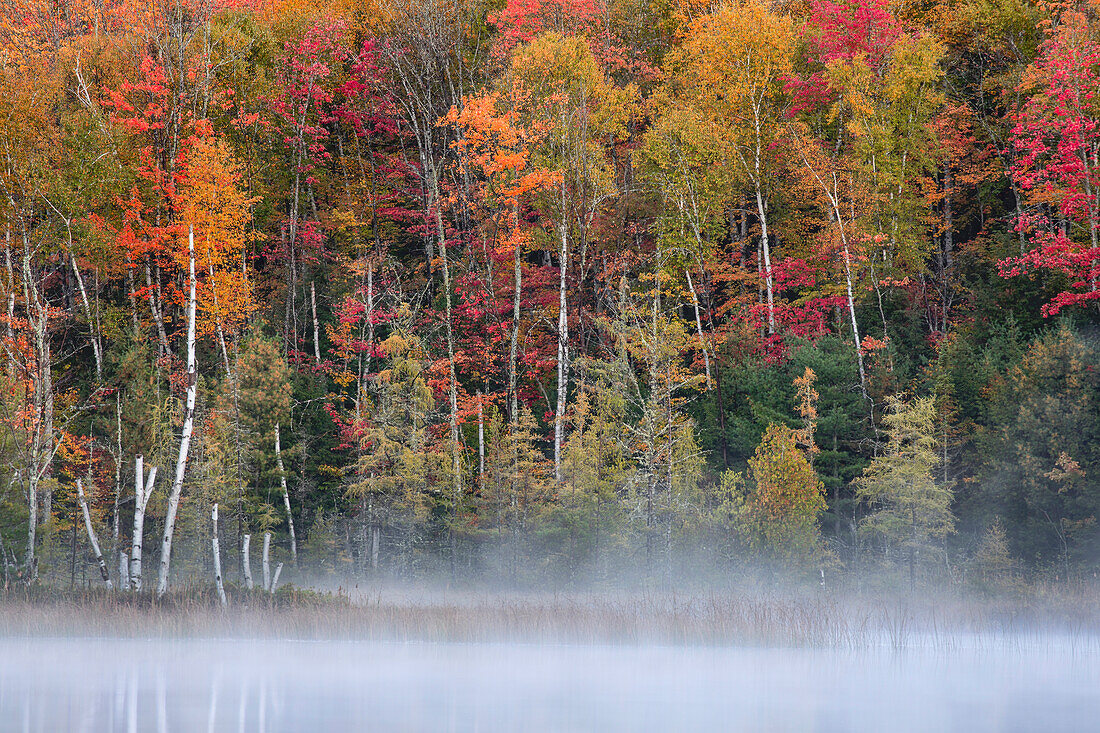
[787,0,901,113]
[1003,9,1100,317]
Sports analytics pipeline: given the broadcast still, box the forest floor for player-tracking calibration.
[1,582,1099,648]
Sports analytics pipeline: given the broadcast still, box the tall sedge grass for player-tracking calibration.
[2,584,1098,649]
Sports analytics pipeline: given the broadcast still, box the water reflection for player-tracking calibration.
[1,637,1098,732]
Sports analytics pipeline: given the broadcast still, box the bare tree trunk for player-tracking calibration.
[118,551,129,589]
[509,201,522,427]
[371,526,380,570]
[144,261,171,359]
[157,227,198,597]
[685,269,711,390]
[262,531,271,592]
[212,504,227,607]
[76,480,112,589]
[429,167,462,510]
[270,562,283,594]
[70,254,103,380]
[310,280,321,364]
[477,393,485,486]
[130,457,157,591]
[554,204,569,484]
[111,397,122,571]
[20,232,54,580]
[241,533,253,590]
[274,423,297,567]
[754,184,776,336]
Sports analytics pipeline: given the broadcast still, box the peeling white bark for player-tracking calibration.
[262,531,271,592]
[241,533,253,590]
[129,457,157,591]
[76,479,112,589]
[212,504,227,607]
[274,424,297,566]
[156,227,198,598]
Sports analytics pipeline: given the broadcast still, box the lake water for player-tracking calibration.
[1,636,1097,731]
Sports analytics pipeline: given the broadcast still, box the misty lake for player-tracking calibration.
[1,636,1097,732]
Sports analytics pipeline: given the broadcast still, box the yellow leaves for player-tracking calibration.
[379,332,409,357]
[673,0,796,114]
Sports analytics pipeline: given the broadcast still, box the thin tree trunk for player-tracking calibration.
[144,261,171,359]
[554,205,569,484]
[212,504,227,607]
[130,457,157,591]
[685,269,711,390]
[310,280,321,364]
[242,533,253,590]
[371,526,380,570]
[509,201,522,427]
[477,393,485,486]
[270,562,283,593]
[70,254,102,379]
[262,531,271,592]
[118,551,129,590]
[429,166,462,512]
[754,184,776,335]
[274,423,297,567]
[157,227,198,597]
[76,480,112,589]
[111,396,122,570]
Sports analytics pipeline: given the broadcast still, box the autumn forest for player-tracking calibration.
[0,0,1097,595]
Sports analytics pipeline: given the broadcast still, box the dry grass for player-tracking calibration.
[3,583,1099,649]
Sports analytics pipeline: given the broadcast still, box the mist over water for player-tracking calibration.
[2,635,1098,732]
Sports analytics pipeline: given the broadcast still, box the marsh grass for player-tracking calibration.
[3,583,1099,650]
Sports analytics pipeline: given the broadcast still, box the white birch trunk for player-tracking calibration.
[130,457,157,591]
[509,202,522,429]
[157,227,198,597]
[310,280,321,364]
[477,393,485,486]
[118,551,129,590]
[429,166,462,505]
[212,504,227,607]
[76,479,112,589]
[685,269,711,390]
[270,562,283,594]
[241,533,253,590]
[754,184,776,336]
[274,423,297,566]
[553,208,569,484]
[262,531,271,592]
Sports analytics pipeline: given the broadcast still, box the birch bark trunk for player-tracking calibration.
[157,227,198,597]
[274,423,297,566]
[129,456,157,591]
[241,533,253,590]
[685,269,711,390]
[310,280,321,365]
[262,531,271,591]
[509,202,522,427]
[76,479,112,589]
[428,166,462,508]
[553,194,569,484]
[212,504,227,607]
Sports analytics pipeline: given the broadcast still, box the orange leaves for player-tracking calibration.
[444,90,557,253]
[176,134,260,338]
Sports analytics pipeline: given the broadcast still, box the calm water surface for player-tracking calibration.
[0,636,1097,731]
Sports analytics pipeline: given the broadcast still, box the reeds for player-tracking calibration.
[2,584,1098,650]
